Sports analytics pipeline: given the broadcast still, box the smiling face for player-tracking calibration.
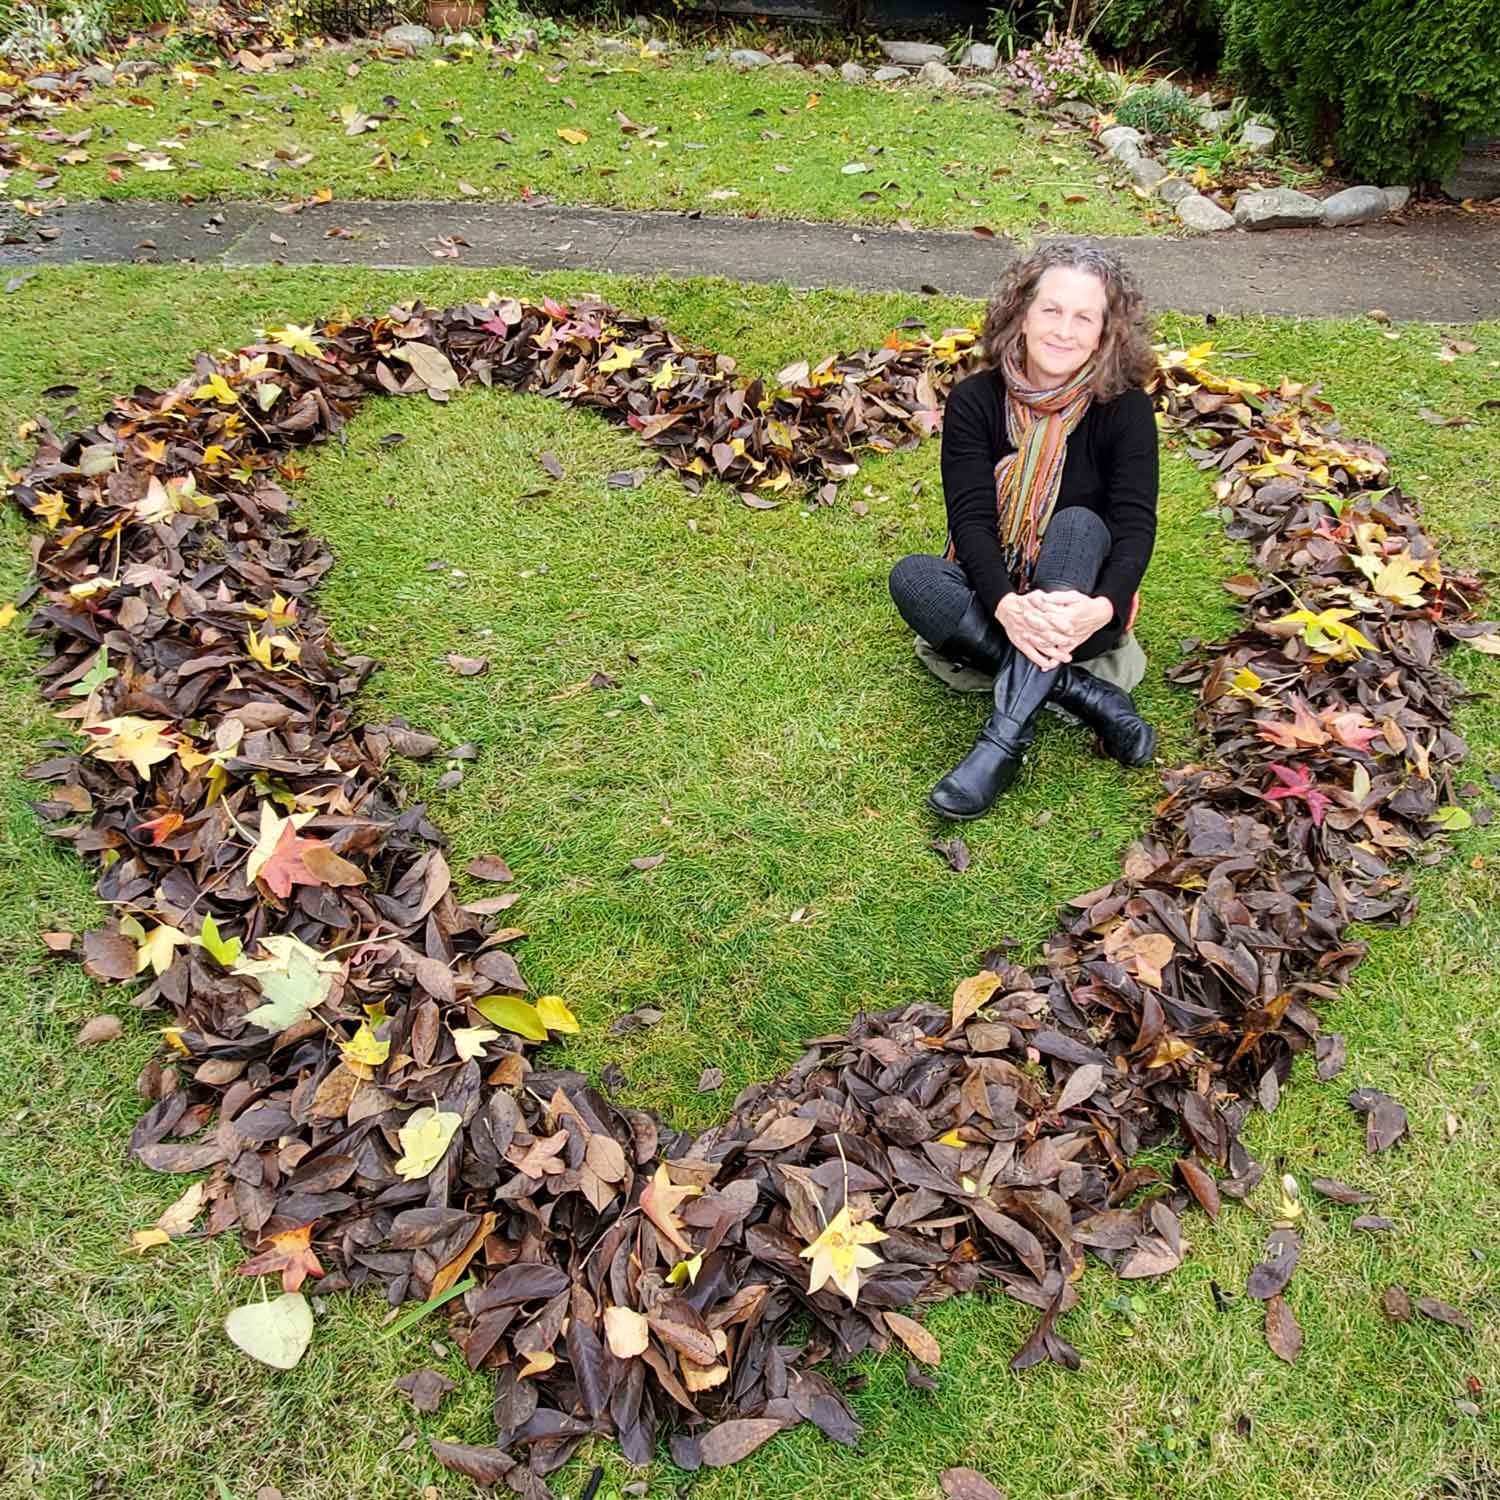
[1019,265,1109,388]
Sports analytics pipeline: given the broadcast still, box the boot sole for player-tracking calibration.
[926,796,993,821]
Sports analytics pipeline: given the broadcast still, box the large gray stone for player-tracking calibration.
[80,63,116,87]
[1382,185,1411,213]
[1233,186,1323,229]
[811,61,836,77]
[1199,108,1235,133]
[958,41,998,71]
[872,66,910,83]
[1054,100,1095,124]
[1158,175,1195,206]
[114,58,160,79]
[839,60,868,83]
[917,59,958,89]
[879,39,947,65]
[962,81,1000,97]
[1099,124,1145,162]
[1176,192,1235,232]
[599,38,631,54]
[1442,155,1500,201]
[27,75,65,93]
[729,48,773,69]
[1240,122,1277,152]
[1131,156,1168,191]
[643,37,670,54]
[382,23,434,52]
[1320,185,1389,226]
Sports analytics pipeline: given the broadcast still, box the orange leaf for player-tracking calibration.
[239,1223,325,1293]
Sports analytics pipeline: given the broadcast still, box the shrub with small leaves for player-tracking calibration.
[1114,82,1201,139]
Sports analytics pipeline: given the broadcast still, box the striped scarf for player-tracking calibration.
[992,348,1095,590]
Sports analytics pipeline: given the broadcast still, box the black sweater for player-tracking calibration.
[939,366,1159,630]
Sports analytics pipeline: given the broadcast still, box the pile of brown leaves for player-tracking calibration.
[8,299,1486,1492]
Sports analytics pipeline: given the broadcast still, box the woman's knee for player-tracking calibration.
[889,553,941,610]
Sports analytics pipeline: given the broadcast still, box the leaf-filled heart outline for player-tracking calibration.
[9,297,1483,1486]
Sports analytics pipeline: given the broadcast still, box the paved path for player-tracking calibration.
[4,199,1498,321]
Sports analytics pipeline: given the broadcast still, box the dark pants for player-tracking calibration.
[888,506,1121,666]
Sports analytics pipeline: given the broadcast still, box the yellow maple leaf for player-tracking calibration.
[135,923,189,977]
[193,371,239,406]
[597,344,642,374]
[84,717,178,779]
[557,126,590,145]
[1357,548,1440,607]
[535,994,580,1034]
[393,1105,462,1181]
[339,1021,390,1069]
[32,490,69,530]
[265,323,325,360]
[1271,607,1376,661]
[649,358,677,391]
[800,1204,887,1305]
[1226,666,1263,699]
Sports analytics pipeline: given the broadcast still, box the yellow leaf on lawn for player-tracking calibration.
[597,343,642,374]
[83,716,177,779]
[0,602,16,629]
[265,322,324,360]
[393,1105,462,1181]
[473,993,548,1042]
[535,994,580,1034]
[193,371,239,406]
[1227,666,1263,698]
[128,1228,172,1253]
[557,127,590,145]
[951,969,1004,1029]
[1371,549,1440,607]
[800,1204,887,1305]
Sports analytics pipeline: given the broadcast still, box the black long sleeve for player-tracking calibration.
[938,368,1159,627]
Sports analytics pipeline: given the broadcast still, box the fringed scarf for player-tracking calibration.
[992,348,1095,590]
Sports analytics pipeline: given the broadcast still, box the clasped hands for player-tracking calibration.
[995,589,1113,672]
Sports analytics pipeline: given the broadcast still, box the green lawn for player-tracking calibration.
[0,266,1495,1499]
[1,42,1153,235]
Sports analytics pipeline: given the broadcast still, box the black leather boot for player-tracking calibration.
[928,647,1058,820]
[934,595,1009,675]
[1050,665,1157,767]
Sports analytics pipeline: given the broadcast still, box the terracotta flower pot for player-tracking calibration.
[425,0,483,31]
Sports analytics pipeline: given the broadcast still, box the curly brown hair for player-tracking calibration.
[978,241,1157,401]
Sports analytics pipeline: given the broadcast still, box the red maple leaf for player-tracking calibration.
[238,1223,325,1293]
[1260,762,1333,826]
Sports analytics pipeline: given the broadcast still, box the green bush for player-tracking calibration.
[1221,0,1500,184]
[1114,80,1200,137]
[1091,0,1223,70]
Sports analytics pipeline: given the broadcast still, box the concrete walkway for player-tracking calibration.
[4,199,1498,321]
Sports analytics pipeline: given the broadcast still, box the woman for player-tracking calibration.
[889,242,1160,820]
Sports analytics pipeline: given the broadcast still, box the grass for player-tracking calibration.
[0,264,1496,1499]
[0,42,1154,235]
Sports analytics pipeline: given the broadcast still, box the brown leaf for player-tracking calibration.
[1382,1284,1412,1321]
[1054,1062,1103,1115]
[941,1466,1008,1499]
[1414,1296,1472,1333]
[446,653,489,676]
[465,854,514,882]
[82,928,135,981]
[394,1368,456,1413]
[77,1014,123,1046]
[428,1438,515,1484]
[884,1311,940,1366]
[697,1418,787,1468]
[930,835,970,872]
[1264,1294,1302,1363]
[1348,1087,1409,1152]
[629,853,667,871]
[1310,1177,1374,1206]
[696,1066,725,1093]
[1175,1157,1221,1221]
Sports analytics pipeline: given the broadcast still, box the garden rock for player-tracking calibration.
[1099,125,1145,162]
[1234,187,1322,230]
[1176,193,1235,232]
[1240,122,1277,152]
[1200,109,1236,133]
[26,76,64,94]
[1131,157,1168,191]
[1054,101,1095,124]
[1158,176,1195,206]
[917,60,958,89]
[839,61,868,83]
[729,49,773,69]
[1320,185,1389,227]
[958,42,998,70]
[80,64,115,87]
[382,24,435,52]
[878,39,947,65]
[872,66,910,83]
[1382,185,1411,212]
[811,61,836,78]
[114,59,160,79]
[644,38,670,54]
[1442,154,1500,201]
[962,81,1000,97]
[599,38,631,54]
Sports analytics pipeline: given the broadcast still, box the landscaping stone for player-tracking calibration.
[1320,185,1390,227]
[1158,176,1195,206]
[1234,186,1323,229]
[878,39,947,65]
[1191,90,1214,109]
[382,23,435,52]
[114,58,160,78]
[917,59,958,89]
[599,38,631,54]
[962,81,1000,97]
[1099,125,1145,162]
[1177,193,1235,232]
[1382,185,1411,212]
[1442,154,1500,201]
[1054,101,1095,123]
[1200,108,1236,133]
[811,61,836,77]
[80,63,116,87]
[729,48,773,69]
[1131,157,1168,191]
[643,38,670,54]
[1240,122,1277,151]
[958,41,998,70]
[26,75,64,94]
[839,60,868,83]
[703,47,723,63]
[872,66,910,83]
